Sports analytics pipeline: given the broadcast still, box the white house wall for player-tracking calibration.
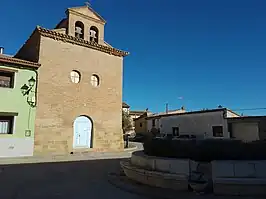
[148,111,230,138]
[226,110,240,118]
[123,108,129,113]
[147,118,161,131]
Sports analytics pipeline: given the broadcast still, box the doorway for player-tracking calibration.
[73,116,92,148]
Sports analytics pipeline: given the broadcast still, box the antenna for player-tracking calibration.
[166,103,169,114]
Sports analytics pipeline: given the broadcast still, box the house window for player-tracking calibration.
[91,74,100,87]
[212,126,223,137]
[89,26,99,43]
[152,119,156,127]
[0,71,14,88]
[172,127,179,136]
[75,21,84,39]
[0,116,14,134]
[70,70,81,84]
[140,123,142,127]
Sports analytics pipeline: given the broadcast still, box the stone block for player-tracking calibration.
[154,158,171,173]
[212,161,234,178]
[121,160,188,192]
[131,151,154,169]
[255,161,266,178]
[234,162,256,178]
[169,159,190,175]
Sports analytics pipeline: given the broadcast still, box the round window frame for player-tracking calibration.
[90,74,100,87]
[70,70,81,84]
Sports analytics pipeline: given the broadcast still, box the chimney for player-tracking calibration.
[166,103,169,114]
[0,47,4,54]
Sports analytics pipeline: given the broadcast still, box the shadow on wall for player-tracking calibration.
[0,158,127,199]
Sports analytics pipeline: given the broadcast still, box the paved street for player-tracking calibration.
[0,157,151,199]
[0,143,148,199]
[0,143,260,199]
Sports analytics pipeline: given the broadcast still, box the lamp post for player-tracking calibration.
[20,76,36,107]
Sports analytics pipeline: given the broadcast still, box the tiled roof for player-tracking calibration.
[148,109,186,118]
[133,111,153,121]
[146,108,233,119]
[36,26,129,57]
[130,110,146,115]
[0,54,40,68]
[122,102,130,108]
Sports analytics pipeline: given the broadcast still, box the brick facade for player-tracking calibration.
[15,5,128,155]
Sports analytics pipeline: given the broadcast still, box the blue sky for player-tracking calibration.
[1,0,266,115]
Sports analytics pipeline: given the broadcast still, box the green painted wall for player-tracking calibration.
[0,65,37,138]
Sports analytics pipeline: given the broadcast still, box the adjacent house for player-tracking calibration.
[122,102,148,134]
[15,5,129,155]
[134,107,186,135]
[134,111,152,134]
[0,52,40,157]
[130,110,147,120]
[122,102,130,114]
[228,116,266,142]
[146,108,240,138]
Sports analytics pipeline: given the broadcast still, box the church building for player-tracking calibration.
[15,5,129,155]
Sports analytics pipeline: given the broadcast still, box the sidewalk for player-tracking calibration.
[0,142,142,165]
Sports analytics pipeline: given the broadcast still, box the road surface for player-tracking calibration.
[0,143,148,199]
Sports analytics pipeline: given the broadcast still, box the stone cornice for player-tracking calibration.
[67,9,105,25]
[37,26,129,57]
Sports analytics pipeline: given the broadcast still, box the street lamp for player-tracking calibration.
[21,84,29,96]
[20,76,36,107]
[28,76,36,87]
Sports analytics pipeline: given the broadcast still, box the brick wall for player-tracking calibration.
[33,36,124,155]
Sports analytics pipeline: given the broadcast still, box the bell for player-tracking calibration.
[75,27,82,34]
[90,30,96,38]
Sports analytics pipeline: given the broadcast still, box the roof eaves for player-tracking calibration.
[88,6,106,23]
[0,54,40,69]
[146,108,226,119]
[37,26,129,57]
[122,102,130,108]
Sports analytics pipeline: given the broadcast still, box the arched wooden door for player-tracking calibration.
[73,116,92,148]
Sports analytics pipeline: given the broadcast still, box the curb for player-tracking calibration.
[108,172,253,199]
[0,143,140,165]
[123,146,137,152]
[108,172,196,199]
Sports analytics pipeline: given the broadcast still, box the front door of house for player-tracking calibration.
[73,116,92,148]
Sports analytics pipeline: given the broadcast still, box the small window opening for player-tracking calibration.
[75,21,84,39]
[89,26,99,43]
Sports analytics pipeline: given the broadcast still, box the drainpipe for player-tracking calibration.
[32,69,38,107]
[25,68,38,137]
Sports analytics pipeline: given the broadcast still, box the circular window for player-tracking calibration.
[70,70,81,84]
[91,74,100,87]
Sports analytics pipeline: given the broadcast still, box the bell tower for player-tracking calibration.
[65,4,106,45]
